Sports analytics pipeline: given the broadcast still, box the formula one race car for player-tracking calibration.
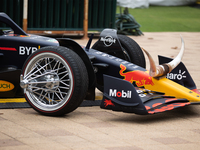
[1,12,200,116]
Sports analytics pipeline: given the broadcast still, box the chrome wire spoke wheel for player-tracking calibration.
[21,46,88,116]
[23,52,73,111]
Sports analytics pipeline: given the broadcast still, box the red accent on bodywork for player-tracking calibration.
[145,106,151,110]
[7,33,29,37]
[152,103,162,108]
[192,89,200,95]
[165,98,178,103]
[148,102,190,114]
[104,99,115,107]
[119,64,154,87]
[0,47,17,51]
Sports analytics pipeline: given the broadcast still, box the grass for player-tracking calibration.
[116,6,200,32]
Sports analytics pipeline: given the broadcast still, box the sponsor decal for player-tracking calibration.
[119,64,154,87]
[0,80,14,92]
[104,99,115,107]
[167,70,186,80]
[0,46,40,55]
[109,89,132,98]
[0,47,17,51]
[19,46,40,55]
[95,52,139,69]
[136,89,147,97]
[100,35,116,47]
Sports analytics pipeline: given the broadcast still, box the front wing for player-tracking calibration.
[101,75,200,115]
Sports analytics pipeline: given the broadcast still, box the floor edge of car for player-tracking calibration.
[0,99,102,109]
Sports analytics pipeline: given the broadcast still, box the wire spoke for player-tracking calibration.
[57,88,65,99]
[25,58,56,79]
[60,79,70,82]
[60,81,70,87]
[24,54,72,108]
[26,70,56,82]
[53,60,59,70]
[56,62,61,73]
[58,70,68,76]
[60,73,69,80]
[27,88,48,104]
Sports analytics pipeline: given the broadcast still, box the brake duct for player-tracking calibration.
[142,36,185,78]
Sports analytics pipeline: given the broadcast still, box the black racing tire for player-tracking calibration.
[117,35,146,68]
[22,46,88,116]
[92,34,146,68]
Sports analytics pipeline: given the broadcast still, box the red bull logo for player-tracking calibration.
[119,64,154,87]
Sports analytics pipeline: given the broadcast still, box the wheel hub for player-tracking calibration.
[20,71,60,91]
[44,72,60,90]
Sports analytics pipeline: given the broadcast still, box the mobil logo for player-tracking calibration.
[109,89,132,98]
[119,64,154,87]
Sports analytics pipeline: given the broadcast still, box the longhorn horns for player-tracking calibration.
[142,36,185,78]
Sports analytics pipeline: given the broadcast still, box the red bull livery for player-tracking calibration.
[119,64,154,87]
[1,12,200,116]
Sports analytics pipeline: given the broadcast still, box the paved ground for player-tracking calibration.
[0,32,200,150]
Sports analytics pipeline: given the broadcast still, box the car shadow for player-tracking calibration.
[108,105,200,124]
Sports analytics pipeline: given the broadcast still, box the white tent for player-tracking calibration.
[149,0,196,6]
[117,0,196,8]
[117,0,149,8]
